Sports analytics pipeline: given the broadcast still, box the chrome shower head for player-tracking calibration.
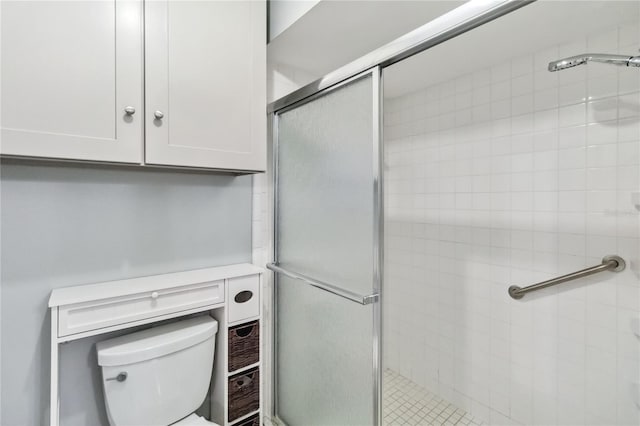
[548,56,588,71]
[548,53,640,72]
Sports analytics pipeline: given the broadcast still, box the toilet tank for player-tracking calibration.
[97,316,218,426]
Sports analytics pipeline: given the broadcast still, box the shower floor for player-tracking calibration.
[382,369,483,426]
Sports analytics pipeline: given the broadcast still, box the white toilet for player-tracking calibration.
[96,316,220,426]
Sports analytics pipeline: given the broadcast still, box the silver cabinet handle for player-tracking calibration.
[124,106,136,116]
[154,111,164,120]
[105,372,127,382]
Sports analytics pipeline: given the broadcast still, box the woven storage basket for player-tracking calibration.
[228,367,260,422]
[228,320,259,372]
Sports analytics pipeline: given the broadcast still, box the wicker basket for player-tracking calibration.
[233,413,260,426]
[228,320,259,372]
[228,367,260,422]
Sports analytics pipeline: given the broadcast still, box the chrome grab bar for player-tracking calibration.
[266,263,379,305]
[509,255,626,300]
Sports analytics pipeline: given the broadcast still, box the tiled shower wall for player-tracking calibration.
[383,22,640,426]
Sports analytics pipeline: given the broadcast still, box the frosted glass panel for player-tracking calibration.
[277,275,374,425]
[275,74,377,425]
[277,76,374,295]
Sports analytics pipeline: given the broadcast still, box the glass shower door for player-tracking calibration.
[271,70,381,425]
[381,2,640,425]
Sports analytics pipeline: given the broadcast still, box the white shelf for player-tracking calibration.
[49,263,263,307]
[229,409,260,426]
[228,362,260,377]
[228,314,260,327]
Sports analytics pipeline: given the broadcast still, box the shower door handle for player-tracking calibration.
[266,263,378,305]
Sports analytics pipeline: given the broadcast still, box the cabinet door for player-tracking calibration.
[145,0,266,172]
[0,1,144,163]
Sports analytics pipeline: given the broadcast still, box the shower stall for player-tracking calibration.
[267,0,640,425]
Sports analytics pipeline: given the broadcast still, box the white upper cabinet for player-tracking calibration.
[0,1,144,163]
[1,0,266,173]
[145,0,266,172]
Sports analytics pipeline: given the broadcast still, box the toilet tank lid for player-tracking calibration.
[97,316,218,367]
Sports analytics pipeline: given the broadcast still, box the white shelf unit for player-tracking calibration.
[48,263,263,426]
[210,276,263,426]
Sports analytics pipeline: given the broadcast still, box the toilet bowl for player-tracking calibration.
[96,316,220,426]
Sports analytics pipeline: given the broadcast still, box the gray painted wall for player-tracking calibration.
[0,160,253,426]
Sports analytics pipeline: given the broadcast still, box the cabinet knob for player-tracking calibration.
[151,292,159,299]
[124,106,136,116]
[154,111,164,120]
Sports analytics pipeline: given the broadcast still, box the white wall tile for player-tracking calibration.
[384,23,639,426]
[559,81,586,106]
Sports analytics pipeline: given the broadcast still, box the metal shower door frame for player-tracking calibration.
[270,67,384,426]
[268,2,538,424]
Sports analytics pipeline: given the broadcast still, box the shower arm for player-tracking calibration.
[548,53,640,72]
